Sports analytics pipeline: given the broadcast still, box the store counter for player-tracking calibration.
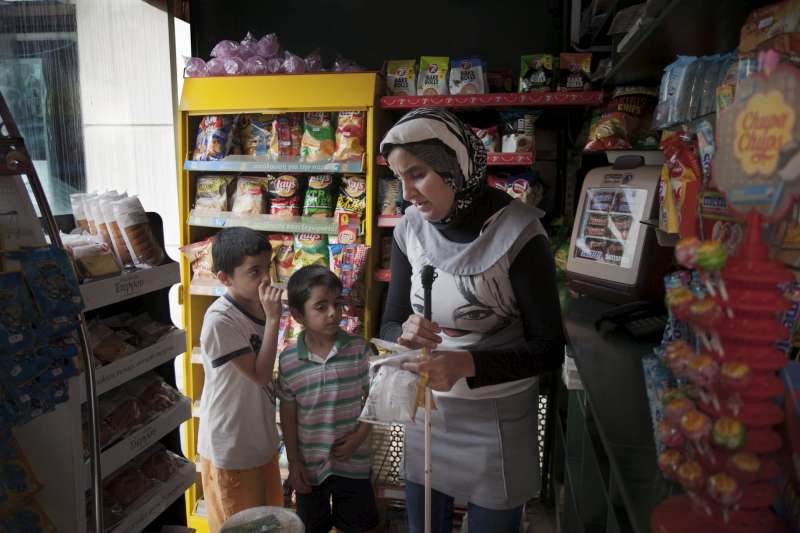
[556,296,673,533]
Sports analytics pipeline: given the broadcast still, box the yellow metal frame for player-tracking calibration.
[176,73,384,532]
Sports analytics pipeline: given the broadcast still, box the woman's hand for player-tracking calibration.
[397,314,442,350]
[258,278,282,320]
[403,351,476,392]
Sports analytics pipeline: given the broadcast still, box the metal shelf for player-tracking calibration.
[184,155,364,174]
[79,262,180,312]
[380,91,603,109]
[188,210,339,235]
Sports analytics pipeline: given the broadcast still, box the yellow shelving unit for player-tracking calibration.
[176,73,386,532]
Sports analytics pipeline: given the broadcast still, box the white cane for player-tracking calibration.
[420,265,437,533]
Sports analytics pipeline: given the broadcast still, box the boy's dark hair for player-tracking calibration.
[212,227,271,276]
[287,265,343,314]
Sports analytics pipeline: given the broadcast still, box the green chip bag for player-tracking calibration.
[293,233,329,271]
[302,174,336,218]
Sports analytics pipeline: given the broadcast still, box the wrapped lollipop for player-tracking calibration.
[680,410,713,457]
[663,343,694,377]
[727,452,761,484]
[664,397,695,422]
[720,361,751,391]
[686,354,719,388]
[696,241,731,305]
[677,460,706,492]
[656,419,685,448]
[675,236,701,269]
[658,449,684,480]
[688,299,724,355]
[712,417,746,451]
[707,472,743,522]
[665,287,694,321]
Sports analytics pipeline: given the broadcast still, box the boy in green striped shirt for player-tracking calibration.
[277,265,379,533]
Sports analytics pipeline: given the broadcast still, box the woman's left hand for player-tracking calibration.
[403,351,476,392]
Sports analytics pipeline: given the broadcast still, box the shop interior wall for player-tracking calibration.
[189,0,564,71]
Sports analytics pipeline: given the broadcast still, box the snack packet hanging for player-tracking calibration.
[15,247,83,320]
[231,176,267,215]
[192,115,236,161]
[335,175,367,219]
[449,57,485,95]
[268,234,294,285]
[654,56,697,128]
[300,112,335,162]
[180,238,215,282]
[386,59,417,96]
[303,174,336,217]
[379,178,403,216]
[269,114,302,160]
[293,234,329,271]
[519,54,554,92]
[195,175,233,213]
[584,86,658,151]
[329,244,370,292]
[267,174,302,218]
[418,56,449,96]
[558,53,592,91]
[658,132,700,235]
[333,111,366,162]
[238,114,273,156]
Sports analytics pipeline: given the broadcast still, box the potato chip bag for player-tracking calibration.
[238,114,273,156]
[301,112,335,162]
[335,175,367,219]
[386,59,417,96]
[269,114,302,160]
[194,175,233,212]
[418,56,449,96]
[293,233,329,271]
[519,54,554,92]
[449,57,485,95]
[192,115,236,161]
[333,111,366,162]
[558,53,592,91]
[268,174,302,218]
[231,176,267,215]
[303,174,336,218]
[268,234,294,285]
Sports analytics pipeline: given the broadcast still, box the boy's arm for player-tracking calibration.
[230,282,282,386]
[279,400,313,493]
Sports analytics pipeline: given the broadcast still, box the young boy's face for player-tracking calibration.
[218,250,272,302]
[295,285,342,337]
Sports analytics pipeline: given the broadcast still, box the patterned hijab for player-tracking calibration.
[380,108,488,225]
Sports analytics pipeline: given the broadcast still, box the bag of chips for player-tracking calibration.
[192,115,236,161]
[519,54,554,92]
[333,111,366,162]
[268,174,302,218]
[335,175,367,220]
[472,126,499,152]
[301,112,335,162]
[195,175,233,212]
[238,114,273,156]
[231,176,267,215]
[180,238,216,282]
[269,114,302,160]
[329,244,370,292]
[301,175,335,218]
[558,53,592,91]
[268,234,294,285]
[418,56,449,96]
[293,234,329,271]
[386,59,417,96]
[658,132,701,235]
[584,86,659,151]
[449,57,485,95]
[501,111,539,153]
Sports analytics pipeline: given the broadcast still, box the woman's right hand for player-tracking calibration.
[397,314,442,350]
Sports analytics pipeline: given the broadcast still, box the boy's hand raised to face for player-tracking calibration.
[258,278,282,320]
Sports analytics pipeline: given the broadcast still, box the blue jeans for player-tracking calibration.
[405,480,523,533]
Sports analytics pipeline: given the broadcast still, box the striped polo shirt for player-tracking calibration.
[277,330,372,485]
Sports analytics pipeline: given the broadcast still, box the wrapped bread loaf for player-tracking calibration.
[112,196,165,267]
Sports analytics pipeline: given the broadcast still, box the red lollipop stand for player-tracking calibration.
[653,67,800,533]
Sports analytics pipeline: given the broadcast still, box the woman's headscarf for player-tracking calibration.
[380,108,487,225]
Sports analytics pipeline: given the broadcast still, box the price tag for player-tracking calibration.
[212,216,226,227]
[337,213,359,245]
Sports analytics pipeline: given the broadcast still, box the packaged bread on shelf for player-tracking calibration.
[111,196,165,267]
[83,193,99,235]
[99,193,133,266]
[95,191,122,254]
[70,193,90,233]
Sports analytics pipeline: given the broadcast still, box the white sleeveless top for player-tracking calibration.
[394,199,546,400]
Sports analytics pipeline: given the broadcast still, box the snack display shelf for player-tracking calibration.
[380,91,603,109]
[188,210,339,235]
[107,459,195,533]
[79,329,188,401]
[183,155,365,174]
[377,215,403,228]
[189,279,226,297]
[80,262,181,312]
[83,397,191,489]
[375,269,391,283]
[377,152,535,167]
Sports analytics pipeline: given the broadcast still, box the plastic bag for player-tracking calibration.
[472,126,499,152]
[379,178,403,216]
[584,86,658,151]
[334,53,364,72]
[283,51,306,74]
[99,193,133,266]
[239,32,258,60]
[359,346,422,426]
[210,39,239,58]
[305,49,324,72]
[70,193,90,233]
[268,174,302,218]
[293,234,328,271]
[519,54,554,92]
[449,57,485,95]
[195,175,232,212]
[231,176,267,215]
[206,57,226,76]
[268,234,294,285]
[112,196,165,267]
[332,111,365,162]
[222,56,245,75]
[181,238,215,282]
[256,33,280,58]
[501,110,539,153]
[244,55,270,75]
[335,175,367,219]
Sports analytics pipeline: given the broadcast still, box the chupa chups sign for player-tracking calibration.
[714,66,800,222]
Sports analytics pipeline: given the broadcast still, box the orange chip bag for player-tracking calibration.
[333,111,365,162]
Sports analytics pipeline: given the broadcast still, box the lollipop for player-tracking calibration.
[707,472,743,522]
[688,299,724,355]
[727,452,761,483]
[696,241,730,304]
[664,397,695,422]
[675,236,701,269]
[712,417,746,451]
[658,449,684,480]
[677,460,706,492]
[663,343,693,377]
[680,410,712,458]
[720,361,751,391]
[656,419,685,448]
[686,354,720,388]
[665,287,694,321]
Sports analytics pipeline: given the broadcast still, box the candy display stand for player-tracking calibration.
[652,66,800,533]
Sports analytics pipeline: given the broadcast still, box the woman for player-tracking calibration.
[379,108,565,533]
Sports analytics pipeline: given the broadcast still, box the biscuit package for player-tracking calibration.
[386,60,417,96]
[519,54,554,92]
[449,57,485,95]
[333,111,366,163]
[558,53,592,91]
[112,196,165,267]
[418,56,449,96]
[98,195,133,267]
[300,112,335,162]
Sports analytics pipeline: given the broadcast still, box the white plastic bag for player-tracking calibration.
[359,340,421,426]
